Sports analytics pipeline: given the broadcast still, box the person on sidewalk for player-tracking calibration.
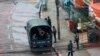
[52,26,57,43]
[47,16,52,27]
[74,33,79,50]
[67,40,73,56]
[55,0,59,7]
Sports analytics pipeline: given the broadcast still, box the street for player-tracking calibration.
[0,0,92,56]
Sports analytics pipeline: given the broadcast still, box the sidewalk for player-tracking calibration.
[87,48,100,56]
[41,0,90,56]
[54,7,90,56]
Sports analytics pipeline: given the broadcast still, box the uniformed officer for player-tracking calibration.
[74,33,79,50]
[67,40,73,56]
[52,26,57,43]
[47,16,51,27]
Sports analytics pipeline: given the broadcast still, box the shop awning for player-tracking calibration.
[74,0,86,8]
[91,3,100,18]
[82,0,93,5]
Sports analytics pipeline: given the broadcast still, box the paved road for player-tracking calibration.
[0,0,14,53]
[0,0,57,56]
[0,0,98,56]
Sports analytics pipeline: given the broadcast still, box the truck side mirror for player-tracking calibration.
[24,26,26,30]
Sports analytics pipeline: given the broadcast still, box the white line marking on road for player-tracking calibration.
[8,34,10,39]
[59,54,62,56]
[8,34,14,50]
[59,52,62,56]
[10,44,14,50]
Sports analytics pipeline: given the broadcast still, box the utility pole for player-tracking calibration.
[39,5,42,19]
[67,0,71,20]
[55,0,60,40]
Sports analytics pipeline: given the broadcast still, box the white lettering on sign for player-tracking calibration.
[37,41,45,44]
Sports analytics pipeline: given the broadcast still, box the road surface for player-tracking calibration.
[0,0,91,56]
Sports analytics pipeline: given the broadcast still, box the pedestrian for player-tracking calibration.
[74,33,79,50]
[52,26,57,43]
[47,16,52,27]
[55,0,59,6]
[67,40,73,56]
